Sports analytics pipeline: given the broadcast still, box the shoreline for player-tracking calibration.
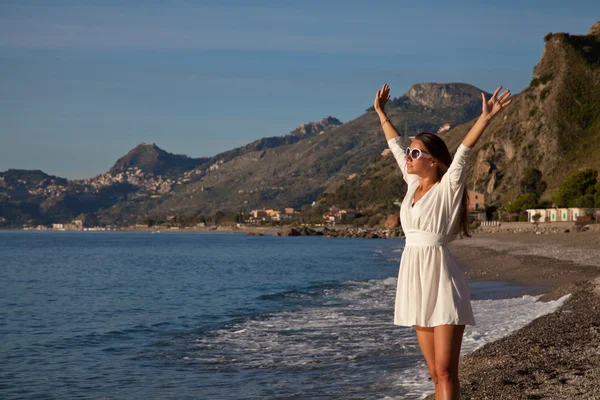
[450,233,600,302]
[4,227,599,397]
[423,231,600,399]
[8,225,404,239]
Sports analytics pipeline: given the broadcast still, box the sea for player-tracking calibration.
[0,231,570,399]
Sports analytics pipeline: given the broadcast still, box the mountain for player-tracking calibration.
[289,116,343,137]
[6,23,598,227]
[313,147,407,221]
[440,22,600,203]
[323,22,600,212]
[135,83,487,219]
[366,83,490,134]
[109,143,210,176]
[404,82,483,109]
[207,116,343,161]
[0,169,68,187]
[0,81,487,227]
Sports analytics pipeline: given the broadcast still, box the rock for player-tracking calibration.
[280,227,301,236]
[278,226,323,236]
[406,83,484,109]
[279,225,404,239]
[288,116,342,137]
[300,226,323,236]
[323,227,339,237]
[384,213,400,229]
[588,21,600,37]
[246,232,263,236]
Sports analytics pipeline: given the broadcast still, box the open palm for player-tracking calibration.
[482,86,512,119]
[374,83,391,112]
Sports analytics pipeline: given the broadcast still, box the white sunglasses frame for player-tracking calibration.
[405,146,433,160]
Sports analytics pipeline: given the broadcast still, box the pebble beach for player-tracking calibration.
[423,231,600,399]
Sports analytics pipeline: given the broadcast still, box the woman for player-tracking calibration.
[374,83,512,400]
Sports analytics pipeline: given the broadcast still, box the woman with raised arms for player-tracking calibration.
[374,83,512,400]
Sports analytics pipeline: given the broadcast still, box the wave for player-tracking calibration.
[185,277,570,398]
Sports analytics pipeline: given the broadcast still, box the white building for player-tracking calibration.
[525,207,594,223]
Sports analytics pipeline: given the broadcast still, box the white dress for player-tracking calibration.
[387,136,476,327]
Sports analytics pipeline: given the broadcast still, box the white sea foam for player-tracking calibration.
[382,293,571,399]
[193,277,570,399]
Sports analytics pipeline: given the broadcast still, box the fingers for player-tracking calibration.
[492,86,502,99]
[377,83,391,104]
[481,92,486,103]
[498,89,511,102]
[502,99,513,107]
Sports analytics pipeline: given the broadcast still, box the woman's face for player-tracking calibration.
[405,139,437,176]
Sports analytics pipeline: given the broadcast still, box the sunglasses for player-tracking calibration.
[405,147,433,160]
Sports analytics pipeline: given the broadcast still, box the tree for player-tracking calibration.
[554,169,598,207]
[519,168,546,197]
[574,194,596,208]
[505,192,540,213]
[213,210,225,224]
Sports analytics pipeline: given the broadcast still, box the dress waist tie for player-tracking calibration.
[404,230,448,247]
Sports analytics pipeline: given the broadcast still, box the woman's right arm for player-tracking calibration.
[374,83,415,185]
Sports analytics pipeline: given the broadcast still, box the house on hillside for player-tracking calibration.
[322,207,356,224]
[467,191,486,221]
[251,209,268,219]
[467,191,485,212]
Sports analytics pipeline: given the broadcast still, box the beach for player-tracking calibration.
[423,231,600,399]
[180,225,600,398]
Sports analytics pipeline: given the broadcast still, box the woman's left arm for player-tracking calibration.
[462,86,512,148]
[445,86,512,190]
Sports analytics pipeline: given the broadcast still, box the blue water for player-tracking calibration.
[0,231,539,400]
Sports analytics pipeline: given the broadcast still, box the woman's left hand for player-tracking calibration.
[482,86,512,119]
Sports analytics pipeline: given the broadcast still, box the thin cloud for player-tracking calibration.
[1,3,590,52]
[0,4,393,53]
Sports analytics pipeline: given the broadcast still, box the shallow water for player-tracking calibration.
[0,231,564,399]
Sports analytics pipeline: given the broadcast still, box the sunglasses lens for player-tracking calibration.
[411,149,420,159]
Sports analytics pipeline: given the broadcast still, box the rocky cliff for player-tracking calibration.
[288,116,342,137]
[441,22,600,203]
[405,83,483,109]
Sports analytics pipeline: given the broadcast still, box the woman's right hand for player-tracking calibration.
[374,83,391,113]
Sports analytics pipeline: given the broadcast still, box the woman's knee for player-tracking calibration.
[428,368,439,385]
[434,364,457,383]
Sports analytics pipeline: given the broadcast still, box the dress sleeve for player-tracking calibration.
[445,143,472,191]
[387,136,418,186]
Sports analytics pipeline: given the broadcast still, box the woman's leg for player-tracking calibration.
[433,324,465,400]
[415,326,441,399]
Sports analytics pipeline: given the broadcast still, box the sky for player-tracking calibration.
[0,1,598,179]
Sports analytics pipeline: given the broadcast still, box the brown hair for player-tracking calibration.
[414,132,471,238]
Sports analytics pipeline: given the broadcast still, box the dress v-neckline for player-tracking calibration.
[411,182,439,208]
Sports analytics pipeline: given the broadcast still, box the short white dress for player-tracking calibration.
[387,136,476,327]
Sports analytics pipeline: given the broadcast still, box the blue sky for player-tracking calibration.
[0,1,598,179]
